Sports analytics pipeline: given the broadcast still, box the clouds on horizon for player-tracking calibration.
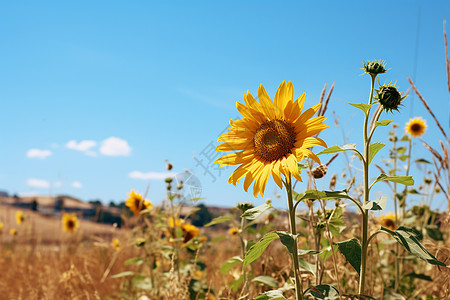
[26,149,52,159]
[129,171,175,180]
[65,137,131,157]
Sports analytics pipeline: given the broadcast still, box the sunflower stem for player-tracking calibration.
[285,175,303,300]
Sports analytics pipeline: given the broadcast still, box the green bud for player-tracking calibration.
[165,178,173,184]
[375,83,406,112]
[237,202,254,213]
[362,60,387,77]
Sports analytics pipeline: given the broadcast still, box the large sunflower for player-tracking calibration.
[215,81,328,197]
[405,117,427,138]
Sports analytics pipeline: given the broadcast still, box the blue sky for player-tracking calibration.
[1,1,450,212]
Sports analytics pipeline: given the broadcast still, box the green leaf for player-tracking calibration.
[349,102,371,115]
[252,290,287,300]
[381,226,448,267]
[298,163,309,170]
[400,135,410,141]
[220,256,243,274]
[372,174,414,188]
[425,225,444,241]
[298,249,322,256]
[398,155,409,162]
[317,144,357,155]
[210,235,226,243]
[124,257,144,266]
[415,158,431,164]
[305,284,340,299]
[396,147,406,154]
[241,203,272,220]
[368,142,385,164]
[251,275,278,288]
[404,272,432,281]
[328,207,346,236]
[204,214,233,227]
[188,197,205,202]
[296,189,353,202]
[362,195,387,211]
[243,232,279,270]
[111,271,135,278]
[298,257,316,274]
[374,120,392,127]
[336,238,361,275]
[133,277,152,290]
[275,231,295,254]
[230,274,244,292]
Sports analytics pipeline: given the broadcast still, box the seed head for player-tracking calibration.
[375,83,406,113]
[362,60,387,77]
[311,164,328,179]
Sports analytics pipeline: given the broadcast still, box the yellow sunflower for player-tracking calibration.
[405,117,427,138]
[62,213,80,233]
[181,223,200,243]
[125,190,153,215]
[10,228,17,236]
[112,238,121,251]
[378,213,396,230]
[16,211,24,225]
[228,227,239,236]
[0,221,3,233]
[215,80,328,197]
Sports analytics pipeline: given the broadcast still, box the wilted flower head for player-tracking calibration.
[375,83,406,113]
[62,213,80,233]
[16,211,24,225]
[362,60,387,77]
[405,117,427,138]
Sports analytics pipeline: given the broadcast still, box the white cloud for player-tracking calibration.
[26,149,52,159]
[53,181,63,188]
[66,140,97,153]
[27,178,51,189]
[72,181,82,188]
[129,171,174,180]
[100,137,131,156]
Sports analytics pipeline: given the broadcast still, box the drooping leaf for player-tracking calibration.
[111,271,135,278]
[336,238,362,275]
[404,272,433,281]
[251,275,278,288]
[252,290,287,300]
[425,225,444,241]
[349,102,371,115]
[298,257,316,274]
[381,226,448,267]
[204,214,233,227]
[305,284,340,300]
[374,120,393,128]
[415,158,431,164]
[368,142,385,164]
[372,174,414,188]
[124,257,144,266]
[275,231,296,254]
[296,189,353,202]
[317,144,357,155]
[241,203,272,220]
[243,232,279,270]
[362,195,387,211]
[328,207,346,236]
[220,256,243,274]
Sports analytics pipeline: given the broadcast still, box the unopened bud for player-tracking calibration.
[311,164,328,179]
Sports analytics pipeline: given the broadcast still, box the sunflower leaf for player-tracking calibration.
[251,275,278,288]
[317,144,364,161]
[381,226,448,267]
[275,231,296,254]
[368,142,385,164]
[305,284,340,299]
[362,195,387,211]
[349,102,372,115]
[371,174,414,188]
[243,232,279,270]
[297,189,353,202]
[204,214,233,227]
[220,256,243,274]
[241,203,272,220]
[374,120,392,127]
[298,257,317,274]
[336,238,362,275]
[252,290,287,300]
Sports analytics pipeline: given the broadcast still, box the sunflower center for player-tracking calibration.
[67,220,75,228]
[410,123,422,133]
[254,119,296,162]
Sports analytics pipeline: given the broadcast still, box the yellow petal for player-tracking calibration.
[271,160,283,189]
[258,84,276,120]
[294,103,321,124]
[258,164,272,197]
[228,163,249,185]
[287,154,302,182]
[215,150,254,166]
[244,160,264,191]
[245,90,263,112]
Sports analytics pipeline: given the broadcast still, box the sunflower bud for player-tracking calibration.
[362,60,387,77]
[311,164,328,179]
[237,202,254,213]
[376,84,406,112]
[165,177,173,184]
[167,163,173,171]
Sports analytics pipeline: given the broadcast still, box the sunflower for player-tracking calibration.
[378,213,396,230]
[405,117,427,138]
[125,190,153,215]
[16,211,24,225]
[181,223,200,244]
[0,221,3,233]
[215,81,328,197]
[62,213,80,233]
[10,228,17,236]
[228,227,239,236]
[112,238,121,251]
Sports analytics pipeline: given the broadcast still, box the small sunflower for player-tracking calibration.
[125,190,153,215]
[215,81,328,197]
[168,217,182,228]
[16,211,24,225]
[62,213,80,233]
[10,228,17,236]
[112,238,121,251]
[228,227,239,236]
[181,223,200,243]
[405,117,427,138]
[378,213,396,230]
[0,221,3,233]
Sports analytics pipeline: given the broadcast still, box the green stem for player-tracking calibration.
[359,75,376,297]
[392,137,400,292]
[285,175,303,300]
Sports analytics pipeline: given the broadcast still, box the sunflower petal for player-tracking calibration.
[258,164,272,197]
[258,84,276,120]
[287,154,302,182]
